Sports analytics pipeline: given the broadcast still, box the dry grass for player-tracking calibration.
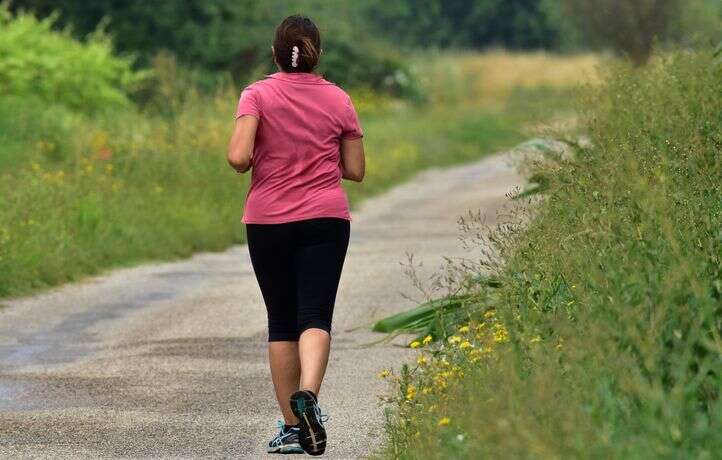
[418,50,602,108]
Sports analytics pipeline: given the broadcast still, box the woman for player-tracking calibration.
[227,15,365,456]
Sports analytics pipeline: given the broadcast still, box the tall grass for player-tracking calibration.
[379,49,722,459]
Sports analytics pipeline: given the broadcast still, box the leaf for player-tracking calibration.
[372,295,469,333]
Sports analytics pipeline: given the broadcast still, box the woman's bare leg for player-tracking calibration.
[298,328,331,395]
[268,341,301,425]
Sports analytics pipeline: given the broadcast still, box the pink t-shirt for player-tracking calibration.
[234,72,363,224]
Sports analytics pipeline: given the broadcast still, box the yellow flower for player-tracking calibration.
[458,325,470,334]
[447,335,462,345]
[409,340,421,349]
[437,417,451,427]
[416,355,428,366]
[484,310,496,319]
[493,324,509,343]
[459,340,473,350]
[422,335,433,345]
[377,369,391,379]
[406,385,417,400]
[530,335,542,344]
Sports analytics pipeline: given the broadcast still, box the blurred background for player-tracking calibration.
[1,0,720,297]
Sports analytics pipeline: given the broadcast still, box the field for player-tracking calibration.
[378,49,722,459]
[0,52,599,298]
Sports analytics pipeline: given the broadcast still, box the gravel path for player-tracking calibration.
[0,152,524,459]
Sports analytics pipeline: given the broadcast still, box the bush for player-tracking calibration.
[0,4,147,111]
[381,48,722,458]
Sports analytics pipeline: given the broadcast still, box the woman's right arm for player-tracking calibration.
[227,115,259,173]
[340,137,365,182]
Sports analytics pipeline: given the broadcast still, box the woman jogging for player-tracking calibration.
[227,15,365,456]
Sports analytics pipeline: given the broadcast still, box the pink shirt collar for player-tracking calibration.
[267,72,332,85]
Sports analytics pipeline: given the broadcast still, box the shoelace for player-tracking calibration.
[313,403,330,425]
[270,420,296,447]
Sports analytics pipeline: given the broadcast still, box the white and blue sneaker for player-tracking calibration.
[267,421,304,454]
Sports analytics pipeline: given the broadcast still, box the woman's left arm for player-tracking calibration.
[227,115,259,173]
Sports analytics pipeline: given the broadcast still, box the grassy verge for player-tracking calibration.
[378,50,722,458]
[0,52,596,298]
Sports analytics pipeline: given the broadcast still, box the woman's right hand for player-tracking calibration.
[227,115,259,173]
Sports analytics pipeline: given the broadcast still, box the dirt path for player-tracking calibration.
[0,151,524,459]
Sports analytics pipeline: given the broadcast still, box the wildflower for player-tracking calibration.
[406,385,417,400]
[377,369,391,379]
[427,404,436,413]
[98,147,113,161]
[437,417,451,427]
[459,340,473,350]
[422,334,433,345]
[484,310,496,319]
[530,335,542,344]
[421,387,432,395]
[409,340,421,349]
[456,434,465,442]
[416,355,428,366]
[458,325,470,334]
[447,335,462,345]
[493,324,509,343]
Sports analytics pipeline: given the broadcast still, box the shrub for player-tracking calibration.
[0,4,148,111]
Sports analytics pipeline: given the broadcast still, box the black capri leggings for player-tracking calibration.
[245,217,350,342]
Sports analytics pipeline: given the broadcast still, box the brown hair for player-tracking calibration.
[273,15,321,73]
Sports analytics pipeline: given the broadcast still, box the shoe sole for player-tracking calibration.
[290,390,326,456]
[267,443,304,454]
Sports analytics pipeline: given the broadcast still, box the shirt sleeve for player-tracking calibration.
[341,95,363,140]
[235,85,261,119]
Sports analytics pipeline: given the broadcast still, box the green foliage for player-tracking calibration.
[364,0,562,49]
[0,4,147,110]
[564,0,682,65]
[7,0,416,97]
[381,49,722,458]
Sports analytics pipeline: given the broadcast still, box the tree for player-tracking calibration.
[563,0,681,65]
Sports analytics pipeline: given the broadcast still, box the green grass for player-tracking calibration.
[0,52,579,298]
[379,49,722,459]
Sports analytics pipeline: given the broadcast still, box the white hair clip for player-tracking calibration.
[291,46,299,68]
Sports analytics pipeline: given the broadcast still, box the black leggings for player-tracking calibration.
[246,217,350,342]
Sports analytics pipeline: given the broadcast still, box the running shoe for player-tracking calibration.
[267,420,304,454]
[289,390,329,456]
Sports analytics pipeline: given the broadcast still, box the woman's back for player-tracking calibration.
[235,72,363,224]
